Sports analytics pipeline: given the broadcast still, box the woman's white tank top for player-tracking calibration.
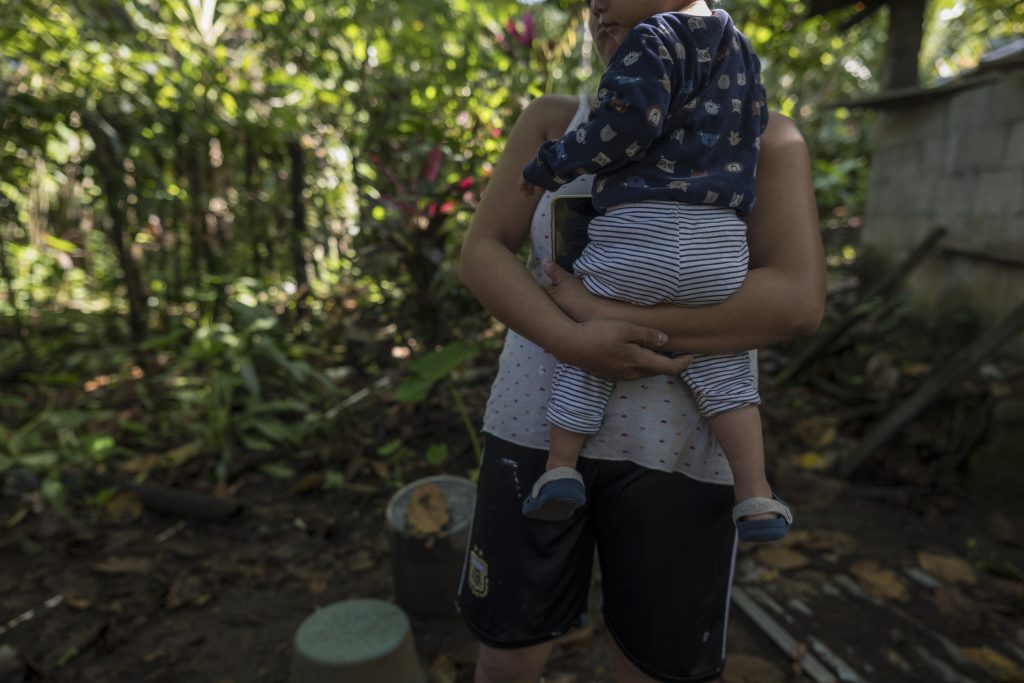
[481,94,751,485]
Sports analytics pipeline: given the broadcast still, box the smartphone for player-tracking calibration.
[549,194,598,272]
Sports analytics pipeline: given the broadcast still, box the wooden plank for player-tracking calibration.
[731,587,838,683]
[839,301,1024,476]
[832,575,989,681]
[914,647,980,683]
[772,227,946,386]
[807,636,869,683]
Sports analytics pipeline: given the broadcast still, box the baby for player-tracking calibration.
[519,0,792,541]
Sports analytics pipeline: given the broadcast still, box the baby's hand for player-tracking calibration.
[519,177,536,197]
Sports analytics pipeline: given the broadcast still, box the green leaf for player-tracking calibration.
[17,451,60,471]
[393,375,434,403]
[408,342,474,383]
[323,470,346,490]
[87,435,116,460]
[42,476,66,513]
[140,327,189,351]
[243,399,309,414]
[43,234,77,253]
[259,463,295,479]
[237,355,261,398]
[377,438,404,457]
[239,433,275,452]
[425,442,448,466]
[238,416,303,445]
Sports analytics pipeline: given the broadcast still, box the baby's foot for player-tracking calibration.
[522,467,585,521]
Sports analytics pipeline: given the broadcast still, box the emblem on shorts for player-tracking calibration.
[468,546,489,598]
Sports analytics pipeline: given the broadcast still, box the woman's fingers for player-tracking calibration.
[542,260,597,321]
[542,259,568,282]
[632,347,694,377]
[560,319,693,380]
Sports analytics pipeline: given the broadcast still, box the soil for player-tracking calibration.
[2,376,1023,683]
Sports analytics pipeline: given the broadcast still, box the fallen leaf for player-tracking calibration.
[900,361,933,378]
[918,552,978,585]
[118,454,165,474]
[960,647,1024,683]
[934,586,981,630]
[92,557,153,575]
[348,550,375,573]
[866,352,900,394]
[370,460,391,481]
[987,512,1021,547]
[792,416,838,450]
[787,529,856,554]
[754,546,810,571]
[721,654,786,683]
[885,649,912,673]
[45,572,98,610]
[165,574,209,610]
[796,451,836,471]
[344,454,369,480]
[292,472,325,495]
[850,560,909,601]
[104,491,144,524]
[429,653,457,683]
[407,483,450,536]
[5,506,29,528]
[553,622,594,651]
[166,441,202,466]
[992,577,1024,603]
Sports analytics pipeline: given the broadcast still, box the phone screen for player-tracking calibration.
[549,195,598,272]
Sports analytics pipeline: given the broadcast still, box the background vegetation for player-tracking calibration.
[1,0,1022,506]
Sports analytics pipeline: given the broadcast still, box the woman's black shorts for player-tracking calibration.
[456,434,738,682]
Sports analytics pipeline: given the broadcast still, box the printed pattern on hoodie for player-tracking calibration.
[522,9,768,216]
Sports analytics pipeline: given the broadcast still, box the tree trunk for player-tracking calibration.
[244,133,262,279]
[82,116,150,371]
[0,198,34,368]
[287,140,308,291]
[883,0,926,89]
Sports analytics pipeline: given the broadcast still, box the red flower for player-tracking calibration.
[505,12,535,47]
[421,146,443,183]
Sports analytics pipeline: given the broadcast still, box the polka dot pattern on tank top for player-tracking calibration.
[479,95,745,485]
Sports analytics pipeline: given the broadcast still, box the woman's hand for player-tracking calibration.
[552,318,693,381]
[542,260,603,322]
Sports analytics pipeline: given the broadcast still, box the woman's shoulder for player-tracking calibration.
[519,94,582,140]
[762,112,808,150]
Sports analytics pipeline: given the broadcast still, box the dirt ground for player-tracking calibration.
[2,371,1024,683]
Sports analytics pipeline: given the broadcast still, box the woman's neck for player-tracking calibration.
[676,0,712,17]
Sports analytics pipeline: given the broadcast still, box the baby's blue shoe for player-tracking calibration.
[733,494,793,542]
[522,467,585,521]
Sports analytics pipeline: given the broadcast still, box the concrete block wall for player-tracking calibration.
[862,69,1024,343]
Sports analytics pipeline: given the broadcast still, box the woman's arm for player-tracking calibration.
[543,113,826,354]
[459,95,693,380]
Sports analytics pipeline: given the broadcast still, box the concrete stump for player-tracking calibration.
[385,475,476,620]
[290,599,423,683]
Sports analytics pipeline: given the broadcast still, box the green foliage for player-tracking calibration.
[394,341,481,466]
[169,298,342,461]
[1,0,1018,502]
[923,0,1024,80]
